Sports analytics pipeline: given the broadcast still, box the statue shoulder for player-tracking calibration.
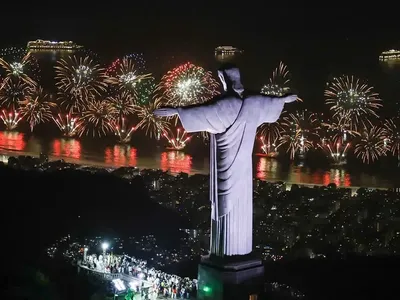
[242,92,263,105]
[243,90,263,99]
[216,95,243,108]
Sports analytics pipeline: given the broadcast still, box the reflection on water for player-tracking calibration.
[105,145,137,167]
[0,131,26,151]
[256,157,278,181]
[323,169,351,187]
[288,163,352,187]
[53,139,81,159]
[160,151,192,175]
[256,156,352,187]
[31,50,78,63]
[380,60,400,70]
[0,131,396,188]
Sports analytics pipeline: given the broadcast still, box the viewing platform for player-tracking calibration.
[77,261,153,289]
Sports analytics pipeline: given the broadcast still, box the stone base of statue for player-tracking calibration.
[197,254,264,300]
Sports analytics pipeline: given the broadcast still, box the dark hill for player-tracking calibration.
[1,165,188,259]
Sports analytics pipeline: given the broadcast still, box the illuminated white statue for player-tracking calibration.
[154,66,296,256]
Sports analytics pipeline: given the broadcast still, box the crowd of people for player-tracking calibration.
[83,252,197,299]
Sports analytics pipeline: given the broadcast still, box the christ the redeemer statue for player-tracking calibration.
[154,66,296,257]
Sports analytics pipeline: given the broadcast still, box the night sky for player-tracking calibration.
[3,3,400,110]
[6,4,399,51]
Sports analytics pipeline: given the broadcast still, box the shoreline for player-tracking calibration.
[0,151,394,191]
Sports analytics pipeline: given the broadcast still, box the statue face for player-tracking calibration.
[218,71,228,92]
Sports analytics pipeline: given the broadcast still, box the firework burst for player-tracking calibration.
[106,58,122,76]
[106,53,147,75]
[136,77,156,105]
[258,135,279,157]
[0,49,38,86]
[318,138,351,165]
[277,110,319,159]
[325,75,382,130]
[19,87,56,131]
[0,47,26,58]
[106,54,154,105]
[157,62,219,107]
[163,127,191,150]
[258,119,284,151]
[55,56,108,111]
[261,62,291,96]
[354,125,387,164]
[75,48,100,60]
[135,98,170,138]
[109,117,138,144]
[79,101,114,137]
[106,91,136,118]
[277,129,313,159]
[56,92,84,113]
[197,131,210,143]
[106,57,152,93]
[321,114,360,144]
[0,79,30,110]
[282,110,321,143]
[384,118,400,162]
[53,113,82,137]
[0,109,22,130]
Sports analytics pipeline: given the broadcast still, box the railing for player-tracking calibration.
[78,262,152,288]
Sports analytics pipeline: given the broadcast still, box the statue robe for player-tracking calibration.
[177,95,285,256]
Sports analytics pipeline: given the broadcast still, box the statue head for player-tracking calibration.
[218,63,244,97]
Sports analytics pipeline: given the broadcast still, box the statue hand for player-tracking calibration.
[153,108,178,117]
[283,94,298,103]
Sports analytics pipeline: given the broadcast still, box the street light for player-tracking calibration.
[101,242,109,254]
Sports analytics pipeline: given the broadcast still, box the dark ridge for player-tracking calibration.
[2,164,189,260]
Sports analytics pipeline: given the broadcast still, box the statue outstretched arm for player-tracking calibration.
[154,96,241,133]
[154,98,231,134]
[282,94,298,103]
[153,107,178,117]
[177,101,226,133]
[258,94,297,125]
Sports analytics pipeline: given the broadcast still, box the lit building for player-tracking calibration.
[379,49,400,61]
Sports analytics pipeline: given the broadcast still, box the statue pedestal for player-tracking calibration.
[197,256,264,300]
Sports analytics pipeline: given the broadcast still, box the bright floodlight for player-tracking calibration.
[101,242,109,251]
[112,279,126,291]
